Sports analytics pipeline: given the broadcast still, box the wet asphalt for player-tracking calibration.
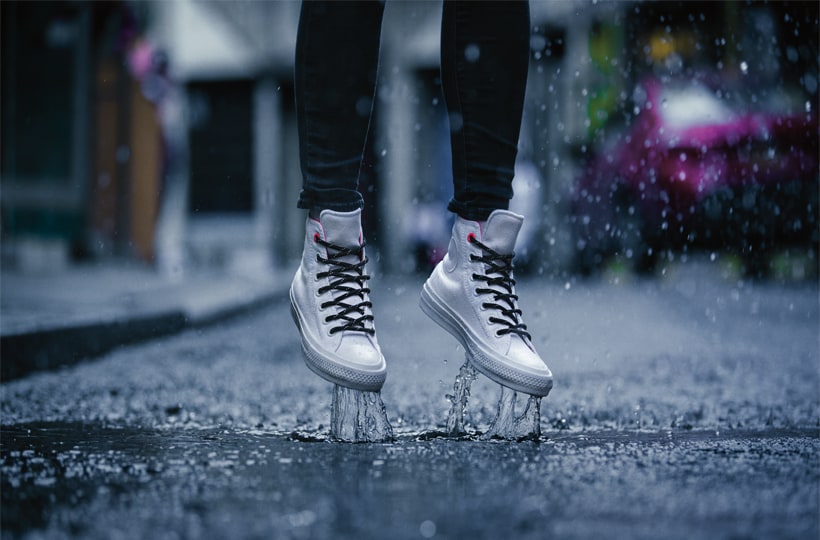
[2,261,818,539]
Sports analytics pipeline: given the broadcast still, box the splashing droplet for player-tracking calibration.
[482,386,542,441]
[330,386,394,442]
[446,360,479,436]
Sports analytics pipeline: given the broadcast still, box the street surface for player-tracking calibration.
[2,260,818,539]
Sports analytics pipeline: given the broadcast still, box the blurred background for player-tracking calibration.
[1,0,817,280]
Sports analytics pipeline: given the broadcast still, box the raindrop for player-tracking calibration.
[420,520,437,538]
[464,44,480,63]
[115,146,130,163]
[355,96,372,117]
[449,112,464,132]
[804,74,818,95]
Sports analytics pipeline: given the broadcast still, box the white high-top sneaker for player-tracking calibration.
[290,209,386,391]
[420,209,553,397]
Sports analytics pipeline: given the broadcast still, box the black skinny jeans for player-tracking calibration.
[295,0,530,221]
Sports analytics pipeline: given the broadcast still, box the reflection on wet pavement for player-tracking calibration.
[2,422,817,539]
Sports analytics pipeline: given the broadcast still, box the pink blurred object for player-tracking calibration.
[572,76,819,273]
[127,39,155,80]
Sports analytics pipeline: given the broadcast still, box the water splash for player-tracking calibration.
[445,359,543,440]
[445,360,478,436]
[330,385,394,443]
[482,386,542,441]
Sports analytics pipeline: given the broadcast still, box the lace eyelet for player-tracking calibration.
[313,232,320,243]
[467,232,476,244]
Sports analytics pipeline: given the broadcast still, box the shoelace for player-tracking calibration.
[469,235,532,341]
[315,236,375,335]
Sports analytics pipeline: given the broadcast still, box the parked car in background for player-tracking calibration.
[572,75,818,275]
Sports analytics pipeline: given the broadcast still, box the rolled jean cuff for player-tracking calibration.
[447,197,509,222]
[297,188,364,214]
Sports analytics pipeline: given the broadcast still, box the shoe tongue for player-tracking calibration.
[480,210,523,254]
[319,209,363,249]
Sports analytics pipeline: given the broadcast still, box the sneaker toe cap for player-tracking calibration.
[337,334,386,372]
[508,339,550,372]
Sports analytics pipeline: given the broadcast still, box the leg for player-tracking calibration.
[440,0,530,221]
[291,1,387,391]
[295,0,385,213]
[421,0,553,397]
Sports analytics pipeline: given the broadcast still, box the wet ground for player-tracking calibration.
[2,261,819,539]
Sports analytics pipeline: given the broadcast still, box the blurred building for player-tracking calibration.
[1,0,301,277]
[2,1,816,276]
